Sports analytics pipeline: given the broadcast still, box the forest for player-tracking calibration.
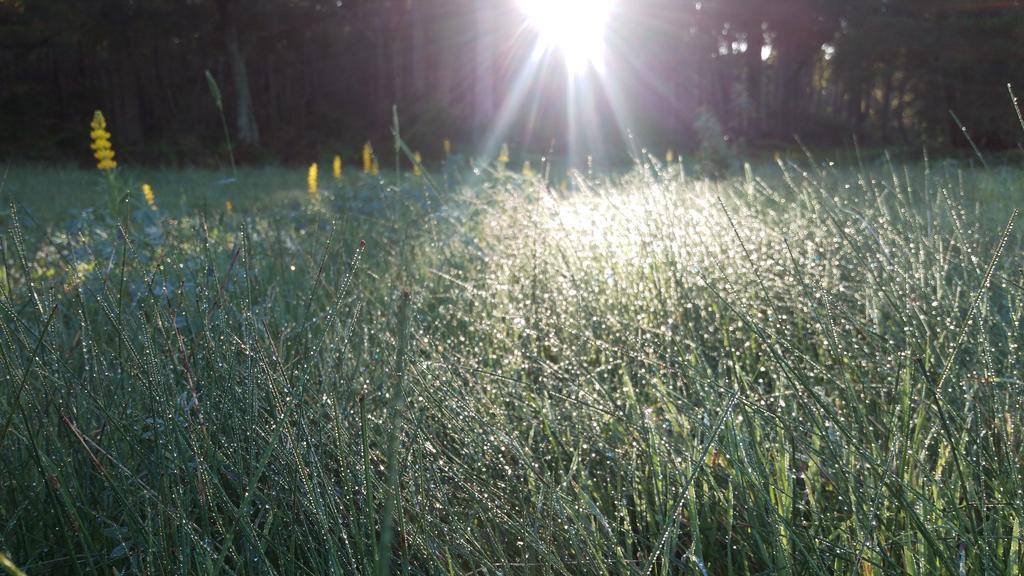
[3,0,1024,165]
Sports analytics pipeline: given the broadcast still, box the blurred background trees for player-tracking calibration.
[1,0,1023,164]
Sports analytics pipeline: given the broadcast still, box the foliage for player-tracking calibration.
[4,0,1024,163]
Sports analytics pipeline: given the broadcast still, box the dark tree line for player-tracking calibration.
[2,0,1023,165]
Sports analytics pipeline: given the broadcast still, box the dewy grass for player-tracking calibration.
[0,156,1022,574]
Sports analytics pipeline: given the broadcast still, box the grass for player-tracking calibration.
[0,153,1022,575]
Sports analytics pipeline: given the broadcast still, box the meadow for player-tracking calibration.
[1,152,1022,575]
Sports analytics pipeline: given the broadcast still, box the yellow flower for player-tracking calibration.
[308,162,319,198]
[497,143,510,170]
[66,260,96,291]
[90,111,117,171]
[363,142,374,174]
[521,160,533,177]
[371,158,380,177]
[142,183,157,210]
[225,200,234,215]
[443,139,452,157]
[333,155,342,179]
[413,151,423,176]
[666,149,675,164]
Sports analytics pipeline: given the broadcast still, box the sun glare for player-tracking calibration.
[517,0,614,73]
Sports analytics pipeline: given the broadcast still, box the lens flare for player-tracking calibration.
[517,0,613,73]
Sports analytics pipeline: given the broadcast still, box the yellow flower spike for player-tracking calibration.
[225,200,234,215]
[362,142,373,174]
[90,110,117,171]
[142,183,157,210]
[308,163,319,198]
[90,110,106,132]
[371,157,380,177]
[333,155,342,179]
[443,139,452,157]
[0,551,29,576]
[666,149,675,164]
[521,160,533,177]
[413,151,423,176]
[497,143,510,169]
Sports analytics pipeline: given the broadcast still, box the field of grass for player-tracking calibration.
[1,154,1022,575]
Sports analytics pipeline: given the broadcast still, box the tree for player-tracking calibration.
[217,0,260,147]
[3,0,1024,162]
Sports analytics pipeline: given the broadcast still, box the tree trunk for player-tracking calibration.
[219,0,260,147]
[391,4,404,110]
[893,75,910,144]
[432,16,456,113]
[227,26,259,146]
[772,43,811,138]
[847,79,866,143]
[879,70,893,145]
[50,48,67,123]
[113,35,145,146]
[153,41,179,120]
[374,5,390,126]
[943,81,959,147]
[474,1,496,139]
[410,0,426,98]
[742,18,764,136]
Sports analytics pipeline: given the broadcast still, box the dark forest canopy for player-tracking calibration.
[2,0,1024,165]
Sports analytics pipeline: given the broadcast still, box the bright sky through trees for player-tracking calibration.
[516,0,614,74]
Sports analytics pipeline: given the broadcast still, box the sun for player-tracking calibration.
[517,0,614,74]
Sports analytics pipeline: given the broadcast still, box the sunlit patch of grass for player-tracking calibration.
[1,156,1022,574]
